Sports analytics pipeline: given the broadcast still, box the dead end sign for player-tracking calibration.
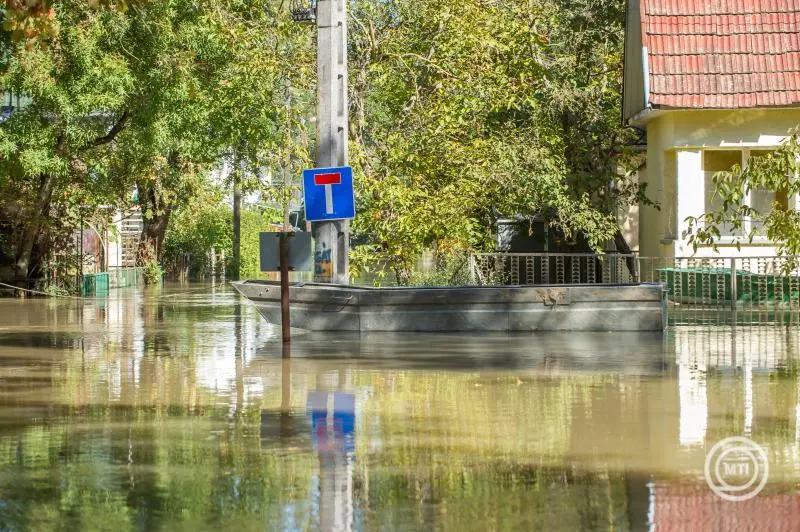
[302,166,355,222]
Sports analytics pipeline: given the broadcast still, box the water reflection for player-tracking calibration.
[309,391,356,531]
[0,286,798,529]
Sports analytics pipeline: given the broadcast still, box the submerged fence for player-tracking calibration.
[470,253,800,326]
[108,266,143,289]
[81,267,143,296]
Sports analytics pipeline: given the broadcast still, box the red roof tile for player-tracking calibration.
[642,0,800,108]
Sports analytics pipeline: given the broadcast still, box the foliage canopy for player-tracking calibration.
[0,0,641,286]
[348,0,640,280]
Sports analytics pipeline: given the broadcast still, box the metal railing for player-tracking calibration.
[470,253,800,326]
[639,256,800,326]
[470,253,639,286]
[108,267,143,289]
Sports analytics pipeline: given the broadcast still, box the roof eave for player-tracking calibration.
[627,106,665,128]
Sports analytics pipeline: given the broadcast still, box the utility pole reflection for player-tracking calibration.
[308,391,355,532]
[262,357,357,531]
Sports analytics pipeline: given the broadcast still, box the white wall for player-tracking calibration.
[106,211,123,269]
[674,150,704,258]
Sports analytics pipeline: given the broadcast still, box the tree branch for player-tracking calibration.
[88,110,130,148]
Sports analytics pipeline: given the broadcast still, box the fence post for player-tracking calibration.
[609,255,618,284]
[730,257,738,325]
[469,254,476,285]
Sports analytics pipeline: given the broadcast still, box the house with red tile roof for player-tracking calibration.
[623,0,800,258]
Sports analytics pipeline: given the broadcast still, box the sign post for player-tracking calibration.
[279,233,291,343]
[303,166,355,283]
[259,232,312,345]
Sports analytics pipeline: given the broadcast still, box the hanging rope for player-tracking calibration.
[0,281,216,301]
[0,281,94,300]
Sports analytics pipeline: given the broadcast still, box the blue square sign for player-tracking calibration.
[303,166,355,222]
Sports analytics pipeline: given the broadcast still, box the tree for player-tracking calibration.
[203,0,314,280]
[1,0,643,286]
[0,0,312,284]
[347,0,639,283]
[0,1,138,283]
[543,0,646,258]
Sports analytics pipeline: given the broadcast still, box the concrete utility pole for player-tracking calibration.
[313,0,349,284]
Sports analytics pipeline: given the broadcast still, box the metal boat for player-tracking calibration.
[232,280,666,332]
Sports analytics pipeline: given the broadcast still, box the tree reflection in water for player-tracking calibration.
[0,287,798,530]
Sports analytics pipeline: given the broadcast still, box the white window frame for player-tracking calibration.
[703,148,797,245]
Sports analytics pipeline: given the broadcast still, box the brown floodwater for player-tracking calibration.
[0,283,798,530]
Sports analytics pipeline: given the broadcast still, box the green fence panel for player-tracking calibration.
[80,273,109,297]
[108,267,142,288]
[658,267,800,304]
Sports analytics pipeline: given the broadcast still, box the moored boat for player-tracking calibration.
[232,280,666,332]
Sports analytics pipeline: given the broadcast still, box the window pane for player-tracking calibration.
[750,149,791,212]
[703,150,743,236]
[776,188,791,211]
[749,150,773,160]
[750,150,789,233]
[703,150,741,173]
[750,187,775,232]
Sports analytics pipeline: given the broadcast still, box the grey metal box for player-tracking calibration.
[259,232,313,272]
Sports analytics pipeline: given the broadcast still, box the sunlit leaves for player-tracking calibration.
[0,0,147,47]
[349,0,632,282]
[0,0,304,279]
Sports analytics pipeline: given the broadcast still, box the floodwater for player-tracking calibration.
[0,285,799,530]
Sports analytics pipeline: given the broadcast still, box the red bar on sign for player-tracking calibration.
[314,172,341,186]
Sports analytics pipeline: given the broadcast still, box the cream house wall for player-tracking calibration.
[617,200,639,252]
[639,112,675,258]
[637,108,800,259]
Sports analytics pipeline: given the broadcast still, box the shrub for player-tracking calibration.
[142,259,163,286]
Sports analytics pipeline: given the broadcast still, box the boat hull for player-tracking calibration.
[232,281,666,332]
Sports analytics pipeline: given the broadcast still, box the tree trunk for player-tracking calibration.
[136,182,173,265]
[14,173,55,282]
[232,174,241,281]
[138,210,172,264]
[613,229,638,281]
